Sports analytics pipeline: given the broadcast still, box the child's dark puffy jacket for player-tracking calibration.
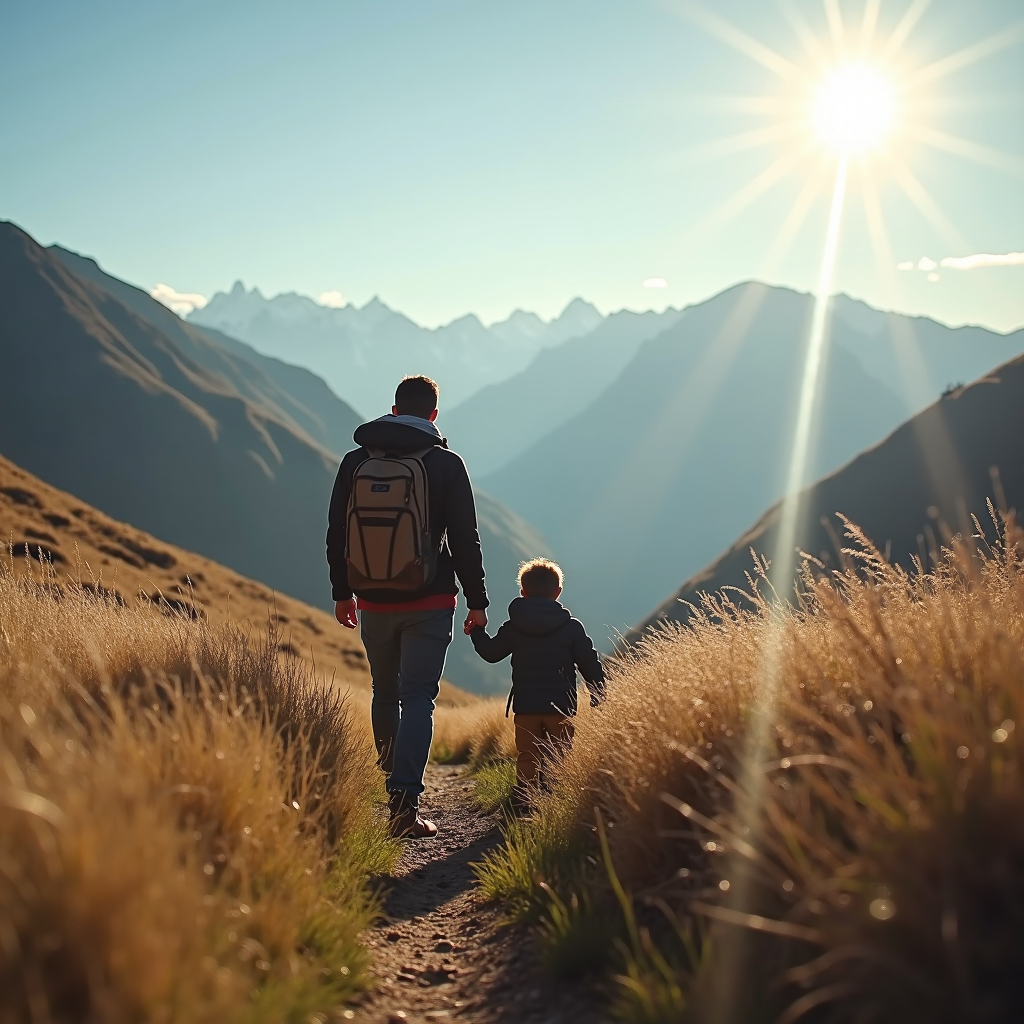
[470,597,605,715]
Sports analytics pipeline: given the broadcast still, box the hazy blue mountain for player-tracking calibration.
[637,350,1024,636]
[442,307,683,476]
[2,223,554,694]
[189,283,603,416]
[482,282,1024,641]
[831,294,1024,417]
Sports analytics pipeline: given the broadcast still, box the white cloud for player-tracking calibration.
[917,257,937,271]
[318,289,348,308]
[642,277,668,288]
[940,251,1024,270]
[150,283,207,317]
[896,260,914,271]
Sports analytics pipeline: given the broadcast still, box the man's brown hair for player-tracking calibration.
[394,375,440,419]
[518,558,563,599]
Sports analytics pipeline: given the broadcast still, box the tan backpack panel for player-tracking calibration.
[345,450,436,591]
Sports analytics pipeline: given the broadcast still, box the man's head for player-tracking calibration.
[393,375,439,421]
[518,558,563,600]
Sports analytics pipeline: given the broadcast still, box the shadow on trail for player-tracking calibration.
[376,818,505,922]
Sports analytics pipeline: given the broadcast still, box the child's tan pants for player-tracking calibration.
[513,712,575,789]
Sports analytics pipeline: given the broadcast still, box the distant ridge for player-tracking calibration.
[190,283,603,416]
[0,222,554,694]
[481,282,1024,638]
[635,351,1024,636]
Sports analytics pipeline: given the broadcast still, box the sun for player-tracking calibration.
[813,64,894,155]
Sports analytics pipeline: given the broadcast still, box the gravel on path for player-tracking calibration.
[340,764,602,1024]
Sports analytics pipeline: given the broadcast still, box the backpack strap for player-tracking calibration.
[365,446,435,460]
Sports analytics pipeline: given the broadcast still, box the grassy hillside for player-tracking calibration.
[0,453,471,707]
[476,514,1024,1022]
[639,350,1024,634]
[0,551,401,1021]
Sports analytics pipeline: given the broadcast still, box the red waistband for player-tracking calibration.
[356,593,458,614]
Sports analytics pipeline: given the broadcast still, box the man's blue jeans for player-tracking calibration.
[359,606,454,805]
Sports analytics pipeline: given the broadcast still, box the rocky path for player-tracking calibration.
[342,764,600,1024]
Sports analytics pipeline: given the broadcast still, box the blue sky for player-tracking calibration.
[2,0,1022,330]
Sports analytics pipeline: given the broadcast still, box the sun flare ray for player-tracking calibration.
[859,0,882,53]
[908,19,1024,87]
[908,125,1024,178]
[879,0,932,65]
[760,171,827,274]
[888,155,966,247]
[683,145,815,242]
[670,1,804,82]
[776,0,833,72]
[824,0,848,61]
[667,120,805,166]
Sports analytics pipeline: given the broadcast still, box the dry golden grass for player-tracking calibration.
[479,512,1024,1023]
[0,453,471,708]
[431,697,515,767]
[0,556,399,1024]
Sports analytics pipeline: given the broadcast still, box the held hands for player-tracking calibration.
[464,608,487,635]
[335,599,358,629]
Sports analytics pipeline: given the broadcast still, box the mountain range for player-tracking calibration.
[5,217,1023,685]
[479,282,1024,638]
[189,282,603,417]
[442,307,684,477]
[638,350,1024,635]
[0,221,549,694]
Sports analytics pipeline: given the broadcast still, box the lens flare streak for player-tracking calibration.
[771,154,849,594]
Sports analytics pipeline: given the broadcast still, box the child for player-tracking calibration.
[469,558,605,807]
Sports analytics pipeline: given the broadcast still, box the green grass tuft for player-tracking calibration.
[473,757,517,812]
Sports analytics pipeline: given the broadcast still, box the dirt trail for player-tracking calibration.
[344,764,600,1024]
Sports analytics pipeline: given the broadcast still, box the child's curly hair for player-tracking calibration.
[517,558,564,598]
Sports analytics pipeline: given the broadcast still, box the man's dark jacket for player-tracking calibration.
[327,415,488,609]
[470,597,605,715]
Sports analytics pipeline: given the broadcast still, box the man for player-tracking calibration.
[327,375,488,839]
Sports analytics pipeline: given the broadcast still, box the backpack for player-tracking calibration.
[345,448,437,591]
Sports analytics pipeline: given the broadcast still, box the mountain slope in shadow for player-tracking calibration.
[50,245,363,457]
[637,351,1024,635]
[1,221,342,606]
[482,282,1024,639]
[0,222,548,693]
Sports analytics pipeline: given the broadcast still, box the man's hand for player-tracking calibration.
[335,599,358,629]
[464,608,487,635]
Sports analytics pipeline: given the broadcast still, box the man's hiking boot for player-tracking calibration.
[388,791,438,840]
